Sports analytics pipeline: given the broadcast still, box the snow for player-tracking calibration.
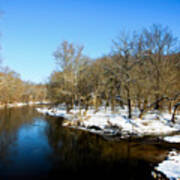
[0,101,49,109]
[163,135,180,143]
[36,106,180,138]
[156,150,180,180]
[36,107,74,120]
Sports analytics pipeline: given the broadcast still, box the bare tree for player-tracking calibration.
[142,24,177,110]
[109,31,141,118]
[51,41,86,112]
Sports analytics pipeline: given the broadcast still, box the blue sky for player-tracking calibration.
[0,0,180,83]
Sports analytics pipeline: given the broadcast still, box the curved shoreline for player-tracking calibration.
[63,123,180,144]
[36,106,180,143]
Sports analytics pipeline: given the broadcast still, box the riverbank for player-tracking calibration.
[36,106,180,141]
[36,106,180,179]
[0,101,50,109]
[155,150,180,180]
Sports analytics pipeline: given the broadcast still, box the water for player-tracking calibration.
[0,106,177,179]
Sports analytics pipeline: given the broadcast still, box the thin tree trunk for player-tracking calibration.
[128,98,132,119]
[127,88,132,119]
[168,101,172,114]
[154,94,160,110]
[171,103,180,123]
[111,97,115,112]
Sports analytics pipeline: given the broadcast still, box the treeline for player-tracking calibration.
[48,24,180,118]
[0,67,47,106]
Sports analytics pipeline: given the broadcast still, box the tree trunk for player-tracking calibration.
[128,98,132,119]
[168,101,172,114]
[66,104,70,113]
[126,88,132,119]
[105,100,109,112]
[111,97,115,112]
[171,103,180,123]
[139,111,144,119]
[154,94,160,110]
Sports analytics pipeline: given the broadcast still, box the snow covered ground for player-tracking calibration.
[36,106,180,140]
[0,101,49,109]
[163,135,180,143]
[155,150,180,180]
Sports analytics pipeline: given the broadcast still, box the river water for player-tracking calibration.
[0,106,178,179]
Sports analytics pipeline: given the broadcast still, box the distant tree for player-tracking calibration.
[109,31,142,118]
[49,41,87,112]
[141,24,177,110]
[0,13,48,105]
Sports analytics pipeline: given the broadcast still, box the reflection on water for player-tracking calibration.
[0,107,176,179]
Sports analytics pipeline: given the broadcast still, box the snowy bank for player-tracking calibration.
[163,135,180,143]
[155,150,180,180]
[36,106,180,139]
[0,101,50,109]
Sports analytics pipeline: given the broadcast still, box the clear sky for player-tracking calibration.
[0,0,180,83]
